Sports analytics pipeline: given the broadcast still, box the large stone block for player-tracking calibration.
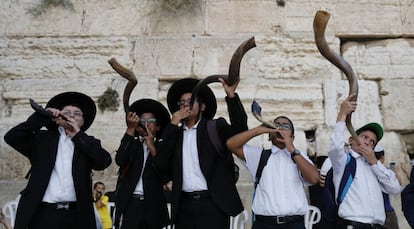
[5,0,83,36]
[381,79,414,131]
[134,38,194,77]
[193,37,259,78]
[0,37,132,78]
[206,1,283,35]
[342,39,414,80]
[284,1,336,39]
[334,1,403,37]
[324,80,382,127]
[80,0,152,35]
[234,82,325,130]
[253,35,342,81]
[402,0,414,36]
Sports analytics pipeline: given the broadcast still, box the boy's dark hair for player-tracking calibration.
[93,181,105,189]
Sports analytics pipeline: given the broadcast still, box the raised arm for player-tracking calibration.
[227,125,272,161]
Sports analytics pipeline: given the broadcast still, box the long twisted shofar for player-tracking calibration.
[313,10,360,144]
[190,37,257,106]
[108,58,137,113]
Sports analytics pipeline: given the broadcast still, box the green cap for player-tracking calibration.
[356,122,384,142]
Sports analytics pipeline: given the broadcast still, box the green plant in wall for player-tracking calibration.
[97,88,120,112]
[161,0,201,12]
[28,0,74,17]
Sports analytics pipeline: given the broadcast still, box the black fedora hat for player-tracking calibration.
[46,92,96,131]
[129,99,170,133]
[167,78,217,119]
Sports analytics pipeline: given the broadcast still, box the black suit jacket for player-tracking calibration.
[114,134,169,229]
[4,113,112,229]
[155,94,248,222]
[402,167,414,228]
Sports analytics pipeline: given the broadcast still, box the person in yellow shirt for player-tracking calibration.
[93,182,113,229]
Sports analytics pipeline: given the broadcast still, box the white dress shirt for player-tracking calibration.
[328,122,401,224]
[181,120,208,192]
[244,144,312,216]
[42,127,77,203]
[133,139,150,195]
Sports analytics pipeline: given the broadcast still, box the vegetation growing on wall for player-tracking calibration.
[97,88,120,112]
[28,0,74,17]
[161,0,202,12]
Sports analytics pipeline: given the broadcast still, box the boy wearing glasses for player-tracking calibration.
[227,116,320,229]
[4,92,112,229]
[114,99,171,229]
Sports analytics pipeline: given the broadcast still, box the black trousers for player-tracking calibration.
[120,197,157,229]
[175,197,229,229]
[29,203,77,229]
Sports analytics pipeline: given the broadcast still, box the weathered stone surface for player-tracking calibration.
[324,80,382,128]
[5,0,83,36]
[342,39,414,80]
[0,37,132,79]
[381,79,414,130]
[1,1,414,228]
[334,0,403,37]
[206,1,283,35]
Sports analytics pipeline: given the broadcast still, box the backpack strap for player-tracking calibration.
[206,119,224,154]
[254,149,272,189]
[206,119,240,183]
[337,153,357,205]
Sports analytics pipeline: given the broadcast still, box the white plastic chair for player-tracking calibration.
[2,195,21,227]
[106,202,116,229]
[304,205,321,229]
[230,209,249,229]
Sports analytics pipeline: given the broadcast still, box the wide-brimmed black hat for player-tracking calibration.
[167,78,217,119]
[129,99,170,132]
[46,92,96,131]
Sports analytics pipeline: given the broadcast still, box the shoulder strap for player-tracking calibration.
[337,153,357,205]
[206,119,224,154]
[254,149,272,189]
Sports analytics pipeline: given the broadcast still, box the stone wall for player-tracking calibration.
[1,0,413,228]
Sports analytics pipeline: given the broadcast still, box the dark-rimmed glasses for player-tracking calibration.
[139,118,157,125]
[177,98,192,107]
[274,122,292,130]
[61,110,83,117]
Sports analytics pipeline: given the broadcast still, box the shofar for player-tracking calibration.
[313,10,360,144]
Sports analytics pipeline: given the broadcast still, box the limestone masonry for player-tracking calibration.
[0,0,413,228]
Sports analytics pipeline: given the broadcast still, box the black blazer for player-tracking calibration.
[114,134,169,229]
[4,113,112,229]
[155,94,248,222]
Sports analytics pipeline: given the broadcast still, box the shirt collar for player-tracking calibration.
[183,118,201,131]
[350,149,362,158]
[270,144,284,154]
[58,126,70,138]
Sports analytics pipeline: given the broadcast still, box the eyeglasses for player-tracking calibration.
[61,110,83,117]
[139,118,157,125]
[177,98,192,107]
[274,122,292,130]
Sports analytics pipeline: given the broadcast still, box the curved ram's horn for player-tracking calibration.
[108,58,137,114]
[190,37,257,106]
[251,100,277,129]
[313,10,360,144]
